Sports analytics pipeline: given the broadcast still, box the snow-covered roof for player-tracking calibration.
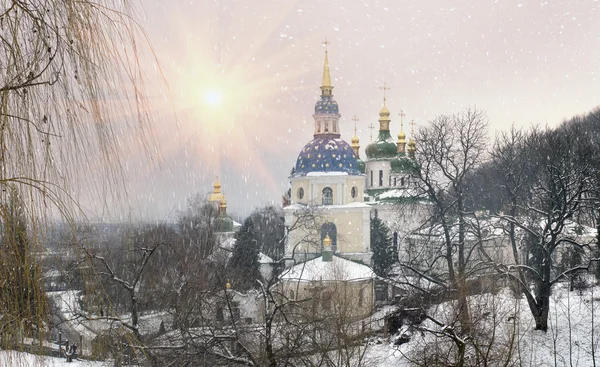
[377,188,421,200]
[259,252,274,264]
[306,171,349,176]
[281,255,375,282]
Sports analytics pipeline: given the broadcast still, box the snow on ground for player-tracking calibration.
[363,282,600,366]
[0,350,110,367]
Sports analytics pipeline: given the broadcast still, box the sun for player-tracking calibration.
[204,89,223,108]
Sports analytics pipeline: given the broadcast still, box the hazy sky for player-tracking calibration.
[112,0,599,221]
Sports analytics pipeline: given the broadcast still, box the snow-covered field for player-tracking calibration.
[0,351,110,367]
[365,283,600,366]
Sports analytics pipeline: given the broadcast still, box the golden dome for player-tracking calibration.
[208,176,226,202]
[323,232,333,247]
[408,137,416,152]
[379,104,390,117]
[398,130,406,140]
[220,198,227,209]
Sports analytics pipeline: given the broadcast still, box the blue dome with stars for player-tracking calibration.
[293,138,361,176]
[314,95,339,114]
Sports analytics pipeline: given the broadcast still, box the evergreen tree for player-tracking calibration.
[370,210,395,277]
[229,217,261,290]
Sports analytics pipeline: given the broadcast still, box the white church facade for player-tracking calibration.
[283,47,430,267]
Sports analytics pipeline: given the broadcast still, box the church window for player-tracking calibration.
[389,176,392,186]
[401,177,405,187]
[317,121,321,133]
[351,186,358,199]
[394,177,397,186]
[370,171,374,186]
[297,187,304,200]
[322,187,333,205]
[324,122,329,132]
[379,170,383,187]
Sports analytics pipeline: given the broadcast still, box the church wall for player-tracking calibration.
[290,176,365,206]
[365,160,391,189]
[284,205,370,258]
[280,279,374,320]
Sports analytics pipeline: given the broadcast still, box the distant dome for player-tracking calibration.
[314,95,339,114]
[294,138,361,176]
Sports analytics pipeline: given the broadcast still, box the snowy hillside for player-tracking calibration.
[365,283,600,366]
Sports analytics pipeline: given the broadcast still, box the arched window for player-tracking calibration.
[321,222,337,252]
[401,177,405,187]
[379,170,383,186]
[297,187,304,200]
[351,186,358,199]
[322,187,333,205]
[370,171,374,187]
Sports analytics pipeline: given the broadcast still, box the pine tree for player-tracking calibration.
[370,211,395,277]
[229,217,261,290]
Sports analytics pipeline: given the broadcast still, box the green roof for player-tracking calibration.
[365,130,397,160]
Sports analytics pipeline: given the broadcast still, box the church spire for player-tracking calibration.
[351,115,360,157]
[378,82,391,131]
[408,119,416,159]
[313,39,341,138]
[320,38,333,96]
[397,110,406,155]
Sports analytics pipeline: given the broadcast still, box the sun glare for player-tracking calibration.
[204,89,223,107]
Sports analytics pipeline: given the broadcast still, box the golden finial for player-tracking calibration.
[226,280,231,290]
[408,119,416,158]
[213,176,221,193]
[378,83,391,131]
[398,111,406,140]
[351,116,360,144]
[320,38,333,95]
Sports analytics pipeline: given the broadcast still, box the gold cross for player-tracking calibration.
[398,110,406,130]
[352,115,359,135]
[368,121,376,142]
[322,37,330,51]
[379,82,391,104]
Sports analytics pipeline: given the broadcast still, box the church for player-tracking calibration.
[283,47,429,267]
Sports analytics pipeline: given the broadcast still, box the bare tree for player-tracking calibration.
[81,225,172,340]
[0,0,162,351]
[487,124,598,331]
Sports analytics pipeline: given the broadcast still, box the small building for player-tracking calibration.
[279,235,375,320]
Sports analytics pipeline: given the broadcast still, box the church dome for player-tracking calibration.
[314,95,339,114]
[294,137,361,176]
[365,135,398,160]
